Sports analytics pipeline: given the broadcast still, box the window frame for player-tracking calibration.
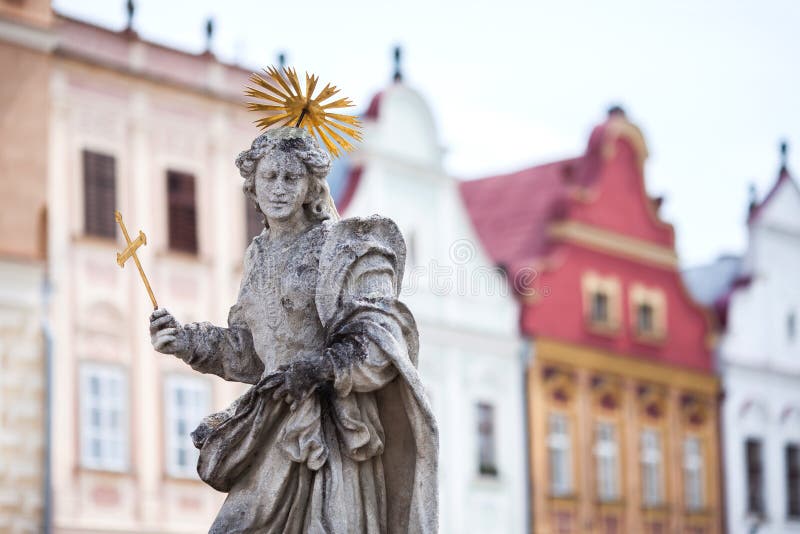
[82,149,117,239]
[640,427,664,508]
[582,271,622,334]
[629,283,667,342]
[683,435,705,511]
[594,420,620,502]
[547,411,573,497]
[79,362,128,472]
[476,401,498,477]
[591,292,610,324]
[745,437,765,518]
[166,169,199,255]
[786,443,800,519]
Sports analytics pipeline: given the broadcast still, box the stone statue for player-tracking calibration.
[149,128,438,533]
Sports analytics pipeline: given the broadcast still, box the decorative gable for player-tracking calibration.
[463,107,713,371]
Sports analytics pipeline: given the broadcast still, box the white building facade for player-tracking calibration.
[46,13,262,533]
[335,78,527,534]
[685,155,800,534]
[3,1,529,530]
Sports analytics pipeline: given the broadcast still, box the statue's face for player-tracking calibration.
[255,152,310,223]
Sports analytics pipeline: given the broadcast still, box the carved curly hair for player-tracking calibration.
[235,128,339,229]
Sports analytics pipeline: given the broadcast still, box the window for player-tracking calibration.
[582,272,621,331]
[592,292,609,323]
[548,413,572,496]
[684,436,705,511]
[245,200,263,244]
[641,428,663,507]
[787,444,800,519]
[629,283,667,340]
[637,303,654,334]
[595,421,620,501]
[167,170,198,254]
[745,438,765,517]
[165,375,210,478]
[476,402,497,476]
[79,364,127,471]
[82,150,116,238]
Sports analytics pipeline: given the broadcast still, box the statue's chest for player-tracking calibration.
[240,230,323,334]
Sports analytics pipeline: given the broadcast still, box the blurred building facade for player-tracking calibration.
[46,11,266,533]
[685,148,800,534]
[3,1,267,531]
[2,1,528,533]
[330,71,527,534]
[48,7,257,533]
[462,110,723,534]
[0,1,51,532]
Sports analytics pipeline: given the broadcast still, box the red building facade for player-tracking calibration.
[461,109,722,534]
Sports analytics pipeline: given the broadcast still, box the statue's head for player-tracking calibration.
[236,127,339,229]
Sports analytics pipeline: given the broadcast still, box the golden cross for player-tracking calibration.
[114,211,158,310]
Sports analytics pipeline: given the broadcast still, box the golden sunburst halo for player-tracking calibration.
[245,66,363,158]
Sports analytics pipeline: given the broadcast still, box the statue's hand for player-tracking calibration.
[262,357,334,410]
[149,308,189,355]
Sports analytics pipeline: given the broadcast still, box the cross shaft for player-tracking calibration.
[114,211,158,310]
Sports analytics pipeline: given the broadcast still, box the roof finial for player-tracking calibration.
[125,0,135,31]
[393,45,403,83]
[780,139,789,171]
[748,182,758,213]
[277,52,286,69]
[607,104,626,118]
[205,17,215,53]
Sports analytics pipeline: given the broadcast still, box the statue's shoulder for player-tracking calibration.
[322,215,406,265]
[316,215,407,327]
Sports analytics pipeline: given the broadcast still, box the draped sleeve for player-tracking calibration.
[174,239,265,384]
[325,252,401,397]
[312,216,438,533]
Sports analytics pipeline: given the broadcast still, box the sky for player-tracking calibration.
[53,0,800,267]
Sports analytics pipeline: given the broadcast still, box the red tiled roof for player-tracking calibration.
[458,122,616,274]
[335,166,363,214]
[714,274,752,328]
[364,91,384,120]
[459,159,575,273]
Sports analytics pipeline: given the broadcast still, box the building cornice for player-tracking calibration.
[0,15,57,52]
[548,220,678,269]
[534,337,718,394]
[720,358,800,382]
[54,47,244,106]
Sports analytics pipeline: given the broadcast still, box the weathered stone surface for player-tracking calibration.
[151,128,438,533]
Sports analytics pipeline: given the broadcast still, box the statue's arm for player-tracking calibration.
[326,252,400,396]
[150,304,264,384]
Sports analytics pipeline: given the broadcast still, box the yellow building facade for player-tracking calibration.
[529,338,721,534]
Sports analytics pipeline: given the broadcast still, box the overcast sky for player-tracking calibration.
[53,0,800,267]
